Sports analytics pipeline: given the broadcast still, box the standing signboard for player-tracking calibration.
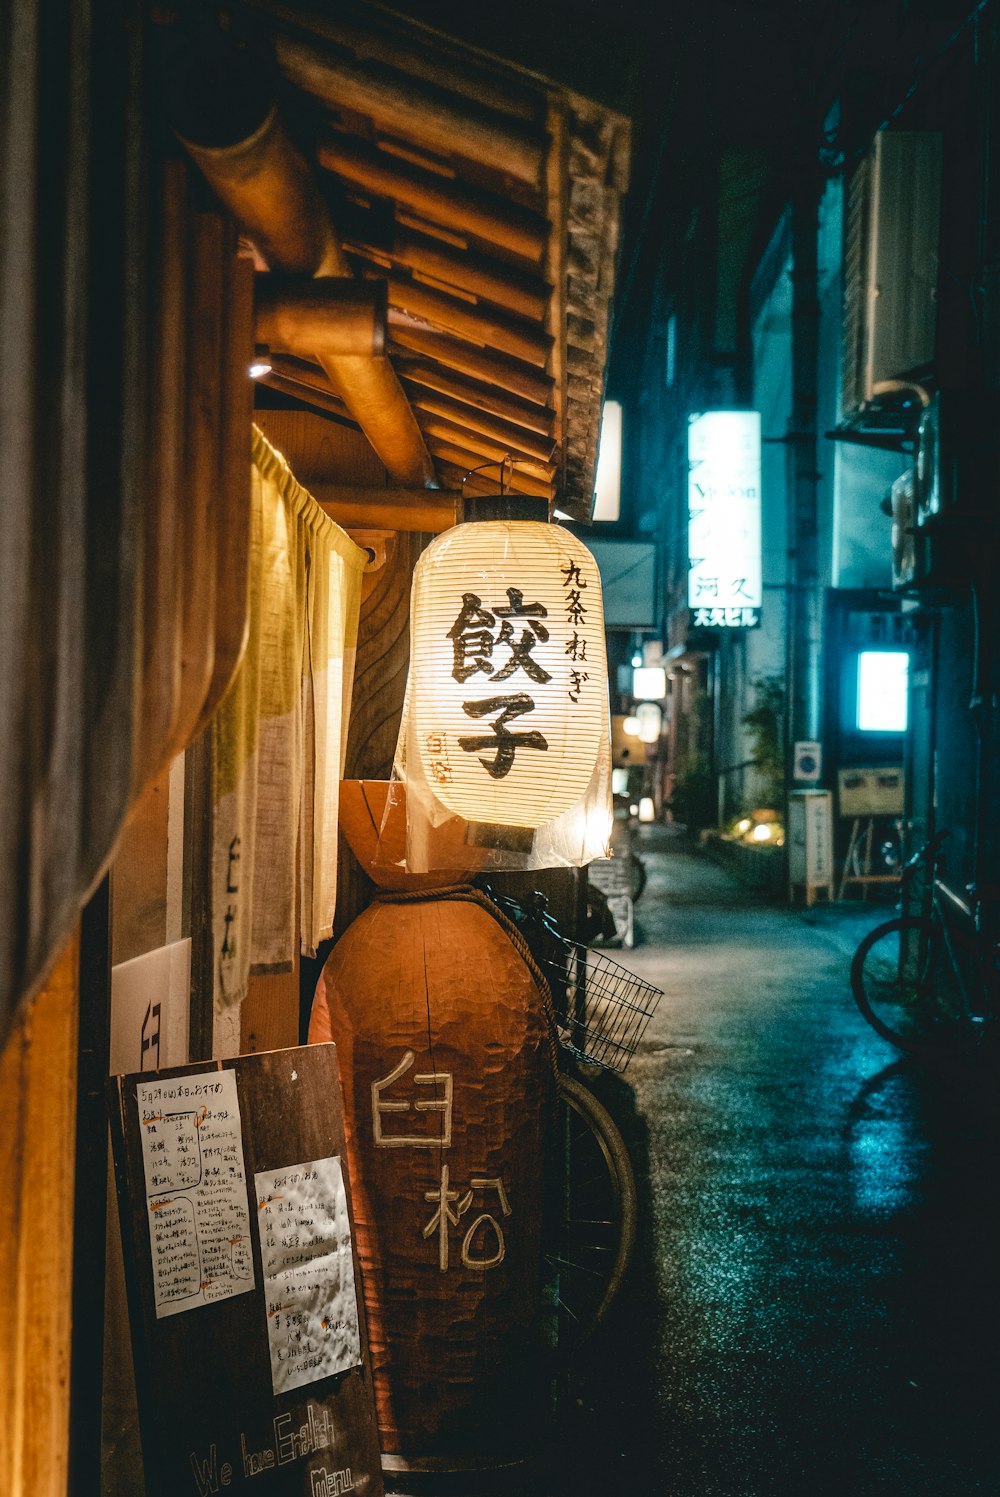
[108,1044,383,1497]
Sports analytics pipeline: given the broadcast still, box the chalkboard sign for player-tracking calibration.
[108,1043,384,1497]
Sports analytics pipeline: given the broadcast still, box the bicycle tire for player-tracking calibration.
[628,851,647,903]
[545,1073,637,1349]
[850,915,987,1055]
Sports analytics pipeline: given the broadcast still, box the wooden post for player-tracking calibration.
[0,933,80,1497]
[69,878,112,1493]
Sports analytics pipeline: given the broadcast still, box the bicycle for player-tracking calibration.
[850,829,998,1055]
[480,884,660,1345]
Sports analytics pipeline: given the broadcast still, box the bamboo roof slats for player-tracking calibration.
[381,273,553,367]
[196,2,631,518]
[388,326,555,407]
[341,216,552,321]
[236,0,542,124]
[258,367,351,420]
[316,136,550,265]
[273,35,547,190]
[426,441,554,501]
[415,418,556,483]
[396,361,555,436]
[404,389,556,465]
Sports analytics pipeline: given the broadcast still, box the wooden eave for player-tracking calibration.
[238,0,631,519]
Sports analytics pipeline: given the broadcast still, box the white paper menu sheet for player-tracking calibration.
[255,1156,362,1394]
[136,1069,256,1318]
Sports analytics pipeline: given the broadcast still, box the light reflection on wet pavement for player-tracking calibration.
[553,833,1000,1495]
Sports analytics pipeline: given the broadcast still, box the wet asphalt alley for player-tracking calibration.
[554,833,1000,1496]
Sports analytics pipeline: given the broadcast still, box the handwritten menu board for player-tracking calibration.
[109,1045,383,1497]
[257,1156,362,1394]
[136,1069,255,1316]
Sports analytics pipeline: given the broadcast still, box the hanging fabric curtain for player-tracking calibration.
[212,427,366,1025]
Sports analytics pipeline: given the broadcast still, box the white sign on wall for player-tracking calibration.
[687,410,762,628]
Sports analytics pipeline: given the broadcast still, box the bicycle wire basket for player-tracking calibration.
[539,938,664,1074]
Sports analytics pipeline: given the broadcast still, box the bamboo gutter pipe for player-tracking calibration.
[165,38,436,488]
[255,278,388,358]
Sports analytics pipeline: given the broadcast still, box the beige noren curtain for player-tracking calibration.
[212,427,366,1021]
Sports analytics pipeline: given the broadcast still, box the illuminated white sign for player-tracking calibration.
[857,651,909,733]
[687,410,762,628]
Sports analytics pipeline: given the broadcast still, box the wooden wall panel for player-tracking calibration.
[240,962,301,1054]
[110,765,172,968]
[252,408,385,487]
[0,934,79,1497]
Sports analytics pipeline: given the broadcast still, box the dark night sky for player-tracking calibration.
[384,0,973,349]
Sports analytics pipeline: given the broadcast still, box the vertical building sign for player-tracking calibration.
[687,410,762,628]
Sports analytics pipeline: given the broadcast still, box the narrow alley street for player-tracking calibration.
[555,833,1000,1496]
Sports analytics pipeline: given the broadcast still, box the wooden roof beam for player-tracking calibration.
[256,277,387,358]
[161,26,436,488]
[310,485,460,533]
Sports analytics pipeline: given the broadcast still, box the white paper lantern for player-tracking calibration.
[405,502,610,834]
[636,702,662,743]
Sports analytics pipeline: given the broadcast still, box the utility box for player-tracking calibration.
[788,790,834,905]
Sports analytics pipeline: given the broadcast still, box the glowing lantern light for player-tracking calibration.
[622,715,642,737]
[401,496,611,858]
[632,666,666,700]
[639,796,656,822]
[636,702,662,743]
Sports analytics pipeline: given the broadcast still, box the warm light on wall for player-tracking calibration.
[405,501,611,834]
[593,400,622,522]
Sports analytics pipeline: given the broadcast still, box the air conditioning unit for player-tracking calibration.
[841,132,942,418]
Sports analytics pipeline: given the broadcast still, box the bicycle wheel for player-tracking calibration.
[544,1073,636,1349]
[850,916,986,1055]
